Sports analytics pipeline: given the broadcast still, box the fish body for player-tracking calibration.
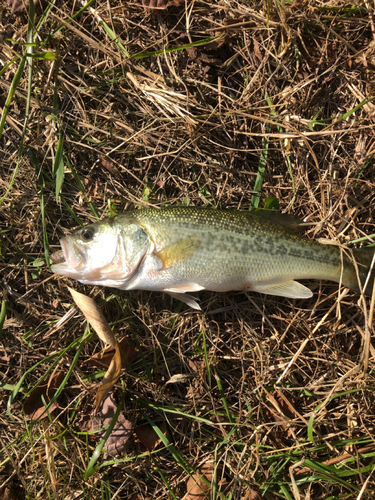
[51,207,374,309]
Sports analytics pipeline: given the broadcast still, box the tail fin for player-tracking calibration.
[344,247,375,295]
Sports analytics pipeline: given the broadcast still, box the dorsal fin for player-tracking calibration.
[249,210,306,234]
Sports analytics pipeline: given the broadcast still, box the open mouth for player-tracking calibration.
[50,249,65,265]
[50,237,83,275]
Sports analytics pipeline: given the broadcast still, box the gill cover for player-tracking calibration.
[51,218,150,287]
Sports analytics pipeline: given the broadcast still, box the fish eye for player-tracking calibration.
[81,228,94,242]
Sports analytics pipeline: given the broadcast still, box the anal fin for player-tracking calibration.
[253,280,313,299]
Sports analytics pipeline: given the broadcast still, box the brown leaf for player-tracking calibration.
[185,459,214,500]
[95,340,122,410]
[97,154,121,178]
[142,0,186,10]
[134,422,167,452]
[187,359,205,373]
[0,354,11,364]
[83,337,137,370]
[7,0,43,14]
[23,372,65,420]
[166,373,196,384]
[91,395,132,458]
[248,489,263,500]
[253,38,262,63]
[68,288,116,347]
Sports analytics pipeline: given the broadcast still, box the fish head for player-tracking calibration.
[51,218,150,286]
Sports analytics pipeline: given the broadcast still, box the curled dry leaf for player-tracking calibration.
[23,371,65,420]
[68,288,122,409]
[134,422,167,452]
[68,287,116,347]
[91,395,132,458]
[142,0,186,10]
[95,340,122,410]
[83,336,137,370]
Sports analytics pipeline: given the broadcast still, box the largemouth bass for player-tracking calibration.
[51,207,374,309]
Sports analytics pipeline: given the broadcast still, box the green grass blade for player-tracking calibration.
[251,135,268,209]
[143,414,191,475]
[54,132,65,201]
[0,56,20,77]
[0,1,35,204]
[130,36,223,60]
[27,149,50,267]
[51,0,96,36]
[341,94,374,121]
[348,234,375,245]
[99,20,130,58]
[0,56,26,144]
[68,162,99,218]
[201,328,212,387]
[84,385,127,479]
[0,56,27,203]
[0,300,6,335]
[7,330,93,421]
[307,412,317,445]
[151,458,178,500]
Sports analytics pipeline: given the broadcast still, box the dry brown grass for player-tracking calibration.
[1,0,375,498]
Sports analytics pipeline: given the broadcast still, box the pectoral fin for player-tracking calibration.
[253,280,313,299]
[154,238,201,271]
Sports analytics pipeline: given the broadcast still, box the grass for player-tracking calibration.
[1,0,375,498]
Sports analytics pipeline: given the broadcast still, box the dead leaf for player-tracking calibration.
[68,288,116,347]
[185,459,214,500]
[165,373,196,384]
[142,0,186,9]
[7,0,43,14]
[0,354,11,364]
[23,372,65,420]
[134,422,167,452]
[2,482,24,500]
[91,395,132,458]
[68,289,123,410]
[97,154,121,178]
[95,340,122,410]
[187,359,205,373]
[248,489,263,500]
[83,337,137,370]
[253,38,262,63]
[64,492,83,500]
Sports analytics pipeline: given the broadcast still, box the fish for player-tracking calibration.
[51,206,375,310]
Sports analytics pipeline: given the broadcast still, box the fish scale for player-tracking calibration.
[51,206,374,309]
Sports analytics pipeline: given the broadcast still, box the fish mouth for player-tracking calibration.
[51,237,84,276]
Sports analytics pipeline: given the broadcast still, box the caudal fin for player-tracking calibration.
[344,247,375,295]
